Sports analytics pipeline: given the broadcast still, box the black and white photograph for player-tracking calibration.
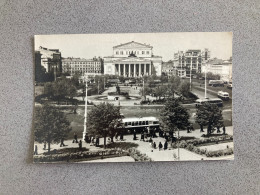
[33,32,233,163]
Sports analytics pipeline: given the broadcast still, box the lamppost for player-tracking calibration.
[205,63,208,99]
[177,128,180,161]
[82,74,88,139]
[190,62,192,91]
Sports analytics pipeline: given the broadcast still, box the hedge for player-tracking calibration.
[34,148,126,163]
[171,135,234,158]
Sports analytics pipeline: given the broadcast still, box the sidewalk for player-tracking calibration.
[34,126,233,162]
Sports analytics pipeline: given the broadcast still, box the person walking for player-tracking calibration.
[78,140,82,150]
[95,137,100,147]
[159,142,163,151]
[164,141,168,150]
[73,133,78,143]
[115,132,119,141]
[133,130,137,140]
[34,145,38,155]
[43,142,46,150]
[60,137,65,147]
[153,142,156,149]
[140,132,144,141]
[223,126,226,135]
[120,133,124,141]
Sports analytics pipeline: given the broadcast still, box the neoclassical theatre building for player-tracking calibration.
[104,41,162,77]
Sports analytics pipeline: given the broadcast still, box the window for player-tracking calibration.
[120,51,123,55]
[116,51,119,55]
[142,51,145,54]
[146,51,149,54]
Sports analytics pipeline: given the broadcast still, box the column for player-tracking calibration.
[149,64,152,75]
[139,64,141,77]
[134,64,136,77]
[124,64,126,77]
[119,64,121,76]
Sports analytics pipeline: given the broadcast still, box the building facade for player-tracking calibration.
[104,41,162,77]
[173,49,210,77]
[202,58,232,82]
[161,61,175,77]
[62,57,103,77]
[36,46,62,73]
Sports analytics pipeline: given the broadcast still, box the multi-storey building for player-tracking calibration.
[161,61,175,78]
[173,49,210,77]
[62,57,103,77]
[36,46,62,73]
[202,57,232,82]
[104,41,162,77]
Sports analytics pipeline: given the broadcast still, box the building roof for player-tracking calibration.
[62,57,101,62]
[122,117,158,122]
[113,41,153,49]
[37,46,61,58]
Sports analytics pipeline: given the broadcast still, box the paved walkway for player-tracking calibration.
[34,126,233,162]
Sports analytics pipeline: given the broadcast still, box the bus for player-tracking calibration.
[121,117,160,132]
[217,91,229,100]
[209,80,224,87]
[195,98,223,107]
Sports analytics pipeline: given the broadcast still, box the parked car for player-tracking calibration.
[227,84,232,89]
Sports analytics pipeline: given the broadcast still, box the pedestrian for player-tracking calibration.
[187,126,190,133]
[73,132,78,143]
[91,137,95,146]
[115,132,119,141]
[200,125,204,132]
[34,145,38,155]
[43,142,46,150]
[133,130,137,140]
[164,141,168,150]
[95,137,99,147]
[149,137,153,143]
[141,133,144,141]
[159,142,163,151]
[60,137,65,147]
[153,142,156,149]
[79,140,82,150]
[217,126,220,133]
[223,126,226,135]
[84,134,88,143]
[120,133,124,141]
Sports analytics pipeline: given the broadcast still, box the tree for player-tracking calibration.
[178,81,190,98]
[87,103,123,148]
[167,76,181,97]
[34,103,72,153]
[195,103,224,135]
[160,98,190,134]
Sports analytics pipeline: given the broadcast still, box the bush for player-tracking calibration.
[34,148,127,163]
[127,148,152,162]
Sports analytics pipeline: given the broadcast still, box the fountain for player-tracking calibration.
[107,85,129,101]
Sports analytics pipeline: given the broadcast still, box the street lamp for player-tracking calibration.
[177,128,180,161]
[205,63,208,99]
[82,74,88,139]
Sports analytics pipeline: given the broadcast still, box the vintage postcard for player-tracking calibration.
[33,32,233,163]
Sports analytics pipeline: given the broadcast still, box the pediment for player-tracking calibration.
[113,41,152,49]
[113,57,151,62]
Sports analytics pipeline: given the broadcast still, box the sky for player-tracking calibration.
[35,32,232,61]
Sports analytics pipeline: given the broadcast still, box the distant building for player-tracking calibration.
[36,46,62,73]
[173,49,210,77]
[202,57,232,82]
[162,61,175,77]
[62,57,103,77]
[104,41,162,77]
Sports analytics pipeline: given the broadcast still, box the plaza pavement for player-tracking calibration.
[34,126,233,162]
